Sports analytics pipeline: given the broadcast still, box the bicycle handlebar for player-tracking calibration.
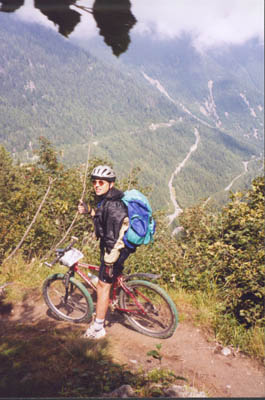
[43,236,79,268]
[64,236,79,251]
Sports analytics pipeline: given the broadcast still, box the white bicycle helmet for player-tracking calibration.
[91,165,116,182]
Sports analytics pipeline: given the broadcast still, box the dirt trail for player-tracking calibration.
[108,321,264,398]
[4,298,265,398]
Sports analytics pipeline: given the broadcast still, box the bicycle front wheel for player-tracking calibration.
[43,273,94,323]
[119,280,178,338]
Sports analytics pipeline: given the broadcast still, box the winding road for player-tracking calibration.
[167,128,200,226]
[142,72,208,227]
[225,161,249,191]
[142,72,260,229]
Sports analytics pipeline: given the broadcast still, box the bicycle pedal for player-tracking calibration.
[109,300,119,311]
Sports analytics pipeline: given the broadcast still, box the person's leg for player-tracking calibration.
[83,280,111,337]
[84,248,115,338]
[95,280,112,319]
[83,246,135,339]
[83,249,112,339]
[83,280,111,338]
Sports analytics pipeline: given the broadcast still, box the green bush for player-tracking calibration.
[178,176,265,327]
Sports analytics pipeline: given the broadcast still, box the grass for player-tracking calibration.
[0,253,51,302]
[169,287,265,361]
[214,315,265,360]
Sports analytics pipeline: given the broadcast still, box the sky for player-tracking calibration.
[15,0,264,52]
[131,0,264,51]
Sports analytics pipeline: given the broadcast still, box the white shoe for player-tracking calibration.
[83,325,106,339]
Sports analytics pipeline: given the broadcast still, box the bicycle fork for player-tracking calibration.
[62,272,74,303]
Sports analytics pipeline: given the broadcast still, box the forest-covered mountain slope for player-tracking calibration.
[0,12,263,211]
[120,35,264,140]
[0,15,176,151]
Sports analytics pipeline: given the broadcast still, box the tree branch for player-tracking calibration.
[5,177,56,261]
[43,131,92,258]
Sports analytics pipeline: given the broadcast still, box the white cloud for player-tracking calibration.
[15,0,55,30]
[15,0,98,39]
[13,0,264,51]
[131,0,264,50]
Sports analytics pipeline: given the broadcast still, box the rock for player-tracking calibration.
[20,373,33,384]
[106,384,135,398]
[163,385,182,397]
[214,343,232,356]
[221,347,232,356]
[163,385,207,398]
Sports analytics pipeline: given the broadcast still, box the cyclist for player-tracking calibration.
[78,165,135,339]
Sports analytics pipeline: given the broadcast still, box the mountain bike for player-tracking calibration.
[42,237,178,339]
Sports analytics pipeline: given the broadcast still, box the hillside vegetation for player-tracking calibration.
[0,141,264,362]
[0,14,263,210]
[0,15,175,153]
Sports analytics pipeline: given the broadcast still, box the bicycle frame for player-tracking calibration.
[69,261,148,315]
[43,238,178,338]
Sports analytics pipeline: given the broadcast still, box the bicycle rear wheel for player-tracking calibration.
[43,273,94,323]
[119,280,178,338]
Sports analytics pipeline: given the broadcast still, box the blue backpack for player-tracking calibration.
[121,189,156,249]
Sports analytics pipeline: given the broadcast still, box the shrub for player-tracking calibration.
[178,176,265,327]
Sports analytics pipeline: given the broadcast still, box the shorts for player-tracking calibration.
[99,246,135,284]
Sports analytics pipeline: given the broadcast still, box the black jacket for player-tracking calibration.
[93,187,128,253]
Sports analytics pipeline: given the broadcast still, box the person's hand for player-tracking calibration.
[78,200,90,214]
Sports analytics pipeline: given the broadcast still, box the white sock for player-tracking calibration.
[94,318,105,331]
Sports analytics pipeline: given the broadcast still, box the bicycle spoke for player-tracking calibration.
[43,274,93,323]
[119,280,178,338]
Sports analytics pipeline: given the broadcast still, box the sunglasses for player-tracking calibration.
[92,180,108,187]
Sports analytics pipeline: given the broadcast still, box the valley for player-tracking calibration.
[0,10,263,214]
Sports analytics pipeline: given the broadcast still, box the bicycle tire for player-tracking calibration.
[43,273,94,323]
[119,279,178,338]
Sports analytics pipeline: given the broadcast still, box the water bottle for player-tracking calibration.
[87,271,99,286]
